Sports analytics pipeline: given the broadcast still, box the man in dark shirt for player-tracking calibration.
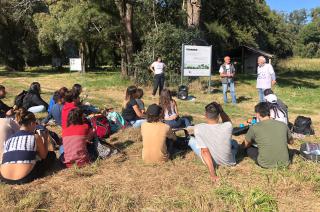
[0,85,13,118]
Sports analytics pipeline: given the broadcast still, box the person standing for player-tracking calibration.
[256,56,276,102]
[219,56,237,104]
[150,56,166,97]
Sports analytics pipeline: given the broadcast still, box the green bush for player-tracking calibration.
[134,23,201,86]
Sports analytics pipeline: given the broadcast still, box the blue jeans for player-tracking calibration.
[28,105,46,113]
[258,88,265,102]
[165,117,191,129]
[222,81,236,104]
[188,136,238,163]
[130,119,146,128]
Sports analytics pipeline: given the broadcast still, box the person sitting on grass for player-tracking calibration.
[0,109,56,185]
[122,85,145,128]
[0,85,14,118]
[42,92,65,126]
[0,112,20,162]
[188,102,238,182]
[61,91,80,129]
[243,102,293,168]
[264,89,288,124]
[47,87,68,113]
[160,89,191,129]
[62,108,95,168]
[141,104,177,164]
[135,88,145,113]
[22,82,49,113]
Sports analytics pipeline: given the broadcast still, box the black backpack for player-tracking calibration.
[14,90,27,108]
[293,116,315,135]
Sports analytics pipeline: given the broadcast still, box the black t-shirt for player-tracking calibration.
[0,99,11,118]
[122,98,138,121]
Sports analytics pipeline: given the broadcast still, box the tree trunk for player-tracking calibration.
[125,2,134,76]
[79,41,86,73]
[115,0,134,77]
[186,0,201,28]
[119,34,128,76]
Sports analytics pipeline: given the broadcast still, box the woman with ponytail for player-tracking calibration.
[0,109,55,184]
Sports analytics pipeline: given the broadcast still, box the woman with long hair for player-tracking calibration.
[22,82,48,113]
[0,109,55,184]
[122,85,145,128]
[159,89,191,128]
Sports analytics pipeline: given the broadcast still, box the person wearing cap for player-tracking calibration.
[141,104,177,163]
[264,89,288,124]
[257,56,276,102]
[219,56,237,104]
[188,102,238,182]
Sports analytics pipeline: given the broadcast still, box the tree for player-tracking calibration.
[0,0,45,70]
[34,0,117,72]
[115,0,134,77]
[183,0,201,28]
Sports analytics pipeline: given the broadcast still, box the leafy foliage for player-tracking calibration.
[134,23,200,85]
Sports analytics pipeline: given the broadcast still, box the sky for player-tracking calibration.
[266,0,320,12]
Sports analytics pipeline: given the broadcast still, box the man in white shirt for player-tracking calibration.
[256,56,276,102]
[150,56,166,96]
[219,56,237,104]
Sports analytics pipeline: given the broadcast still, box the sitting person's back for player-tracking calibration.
[245,102,293,168]
[195,121,235,166]
[22,82,48,113]
[141,104,176,163]
[188,102,237,182]
[61,91,79,129]
[62,108,94,168]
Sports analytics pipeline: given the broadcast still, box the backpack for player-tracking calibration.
[90,115,112,139]
[293,116,315,135]
[300,142,320,162]
[106,111,128,133]
[14,90,27,107]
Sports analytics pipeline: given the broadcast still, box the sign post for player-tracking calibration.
[181,45,212,92]
[69,58,82,72]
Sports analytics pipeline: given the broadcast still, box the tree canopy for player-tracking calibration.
[0,0,319,80]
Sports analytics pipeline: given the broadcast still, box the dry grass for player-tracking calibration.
[0,60,320,211]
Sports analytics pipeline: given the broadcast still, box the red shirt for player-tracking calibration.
[62,124,93,168]
[61,102,77,130]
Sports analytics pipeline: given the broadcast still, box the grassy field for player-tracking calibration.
[0,58,319,211]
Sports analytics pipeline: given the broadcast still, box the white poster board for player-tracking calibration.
[182,45,212,76]
[69,58,82,71]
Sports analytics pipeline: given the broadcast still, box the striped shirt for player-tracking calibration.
[2,131,37,164]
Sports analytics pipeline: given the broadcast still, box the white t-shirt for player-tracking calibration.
[151,61,166,75]
[256,63,275,89]
[194,122,236,166]
[219,64,231,75]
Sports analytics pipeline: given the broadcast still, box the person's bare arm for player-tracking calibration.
[149,64,155,73]
[201,148,219,182]
[35,134,48,159]
[133,105,144,118]
[214,103,231,123]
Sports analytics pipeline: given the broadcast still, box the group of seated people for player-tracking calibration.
[0,82,294,184]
